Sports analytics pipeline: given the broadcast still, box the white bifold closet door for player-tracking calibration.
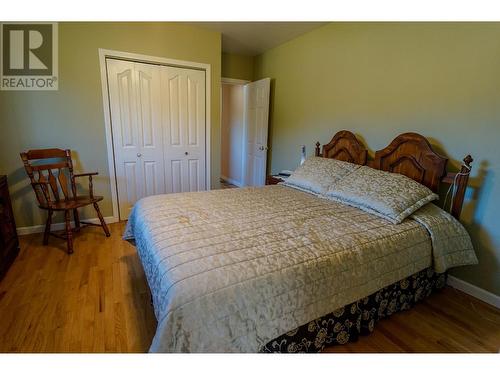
[161,66,206,195]
[106,58,206,219]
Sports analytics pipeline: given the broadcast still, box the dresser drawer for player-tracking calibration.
[0,236,18,258]
[0,175,18,281]
[0,194,16,246]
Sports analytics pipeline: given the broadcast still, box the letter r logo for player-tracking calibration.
[2,24,53,76]
[1,22,58,90]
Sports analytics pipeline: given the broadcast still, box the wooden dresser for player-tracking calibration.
[0,175,19,281]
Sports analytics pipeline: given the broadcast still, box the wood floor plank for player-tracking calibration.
[0,222,498,353]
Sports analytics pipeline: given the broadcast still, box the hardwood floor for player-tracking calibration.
[0,221,499,353]
[0,222,155,352]
[325,287,500,353]
[219,178,237,189]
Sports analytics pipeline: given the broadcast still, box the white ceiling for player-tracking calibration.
[194,22,327,56]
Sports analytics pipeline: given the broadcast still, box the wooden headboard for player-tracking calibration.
[315,130,473,220]
[315,130,367,165]
[371,132,447,192]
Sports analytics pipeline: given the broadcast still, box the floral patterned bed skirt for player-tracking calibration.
[261,268,447,353]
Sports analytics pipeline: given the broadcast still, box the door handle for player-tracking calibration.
[137,153,142,157]
[185,151,189,155]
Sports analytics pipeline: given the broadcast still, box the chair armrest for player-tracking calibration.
[72,172,98,198]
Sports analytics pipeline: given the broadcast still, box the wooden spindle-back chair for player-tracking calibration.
[20,148,110,254]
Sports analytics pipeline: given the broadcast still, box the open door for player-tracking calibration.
[242,78,271,186]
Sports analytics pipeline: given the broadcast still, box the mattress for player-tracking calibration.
[123,185,477,352]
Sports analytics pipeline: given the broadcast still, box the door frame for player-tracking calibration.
[221,77,249,85]
[98,48,212,221]
[220,77,250,187]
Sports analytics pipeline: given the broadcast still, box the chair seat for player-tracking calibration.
[40,195,104,210]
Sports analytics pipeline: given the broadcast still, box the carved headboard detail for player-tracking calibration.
[371,132,448,193]
[315,130,367,165]
[314,131,472,220]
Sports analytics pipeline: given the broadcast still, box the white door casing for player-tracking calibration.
[243,78,271,186]
[106,57,206,219]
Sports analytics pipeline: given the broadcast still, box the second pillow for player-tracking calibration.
[324,165,439,224]
[282,156,361,195]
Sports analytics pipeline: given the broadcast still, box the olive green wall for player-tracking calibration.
[254,22,500,295]
[221,52,254,80]
[0,22,221,228]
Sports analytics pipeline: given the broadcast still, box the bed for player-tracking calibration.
[124,131,478,353]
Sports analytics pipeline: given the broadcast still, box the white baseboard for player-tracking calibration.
[220,175,243,188]
[17,216,119,236]
[447,275,500,309]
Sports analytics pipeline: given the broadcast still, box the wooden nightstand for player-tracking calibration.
[266,175,284,185]
[0,175,19,281]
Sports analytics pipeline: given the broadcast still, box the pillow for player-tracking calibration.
[282,156,361,195]
[324,166,439,224]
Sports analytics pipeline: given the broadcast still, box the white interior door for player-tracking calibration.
[243,78,271,186]
[161,66,206,193]
[106,58,206,219]
[107,59,164,219]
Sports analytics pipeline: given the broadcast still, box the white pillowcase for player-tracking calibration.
[324,166,439,224]
[282,157,361,195]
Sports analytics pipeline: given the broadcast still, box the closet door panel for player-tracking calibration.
[162,66,206,192]
[124,161,139,204]
[134,62,165,198]
[188,159,200,191]
[170,159,183,193]
[185,69,205,192]
[107,59,144,219]
[107,59,164,219]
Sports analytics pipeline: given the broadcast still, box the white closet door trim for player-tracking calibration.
[98,49,212,221]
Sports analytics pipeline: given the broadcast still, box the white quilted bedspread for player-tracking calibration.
[123,185,477,352]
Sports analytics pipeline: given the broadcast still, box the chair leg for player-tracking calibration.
[93,202,110,237]
[43,209,53,245]
[73,208,80,229]
[64,210,74,254]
